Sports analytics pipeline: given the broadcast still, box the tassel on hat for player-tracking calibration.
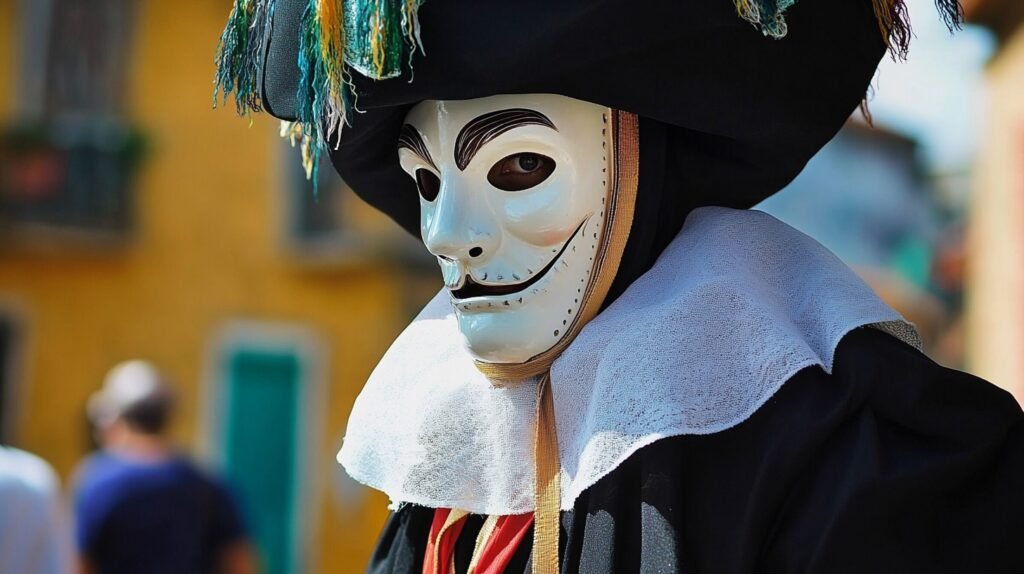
[734,0,798,38]
[216,0,963,184]
[213,0,276,115]
[736,0,964,57]
[214,0,424,183]
[216,0,962,183]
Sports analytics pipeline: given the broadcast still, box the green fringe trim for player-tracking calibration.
[213,0,276,115]
[213,0,424,183]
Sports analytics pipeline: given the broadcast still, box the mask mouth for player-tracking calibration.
[450,219,588,301]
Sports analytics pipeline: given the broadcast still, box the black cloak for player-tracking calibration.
[369,328,1024,573]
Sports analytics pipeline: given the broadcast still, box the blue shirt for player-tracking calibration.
[74,452,247,574]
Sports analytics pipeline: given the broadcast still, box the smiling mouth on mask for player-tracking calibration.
[450,219,588,300]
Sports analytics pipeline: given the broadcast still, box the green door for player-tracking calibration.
[223,349,302,574]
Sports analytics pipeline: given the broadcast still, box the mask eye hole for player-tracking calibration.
[415,169,441,201]
[487,153,556,192]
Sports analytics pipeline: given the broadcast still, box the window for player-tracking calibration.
[0,0,142,237]
[287,152,350,246]
[281,145,439,272]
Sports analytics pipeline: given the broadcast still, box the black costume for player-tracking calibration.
[372,329,1024,573]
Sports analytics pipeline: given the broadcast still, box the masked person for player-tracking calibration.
[215,1,1024,572]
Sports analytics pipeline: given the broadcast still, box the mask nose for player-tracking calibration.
[422,179,500,264]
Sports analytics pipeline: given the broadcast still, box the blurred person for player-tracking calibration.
[73,361,257,574]
[0,445,72,574]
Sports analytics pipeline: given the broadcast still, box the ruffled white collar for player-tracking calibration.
[338,207,918,514]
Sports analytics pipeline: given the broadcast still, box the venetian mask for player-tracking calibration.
[399,94,637,367]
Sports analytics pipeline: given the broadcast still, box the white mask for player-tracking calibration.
[399,94,637,369]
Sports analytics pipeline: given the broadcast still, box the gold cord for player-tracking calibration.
[532,372,561,574]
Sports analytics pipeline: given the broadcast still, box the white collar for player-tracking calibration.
[338,207,918,514]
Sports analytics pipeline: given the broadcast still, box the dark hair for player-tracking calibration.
[120,393,174,435]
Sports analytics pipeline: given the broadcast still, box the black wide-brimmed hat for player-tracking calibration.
[215,0,961,238]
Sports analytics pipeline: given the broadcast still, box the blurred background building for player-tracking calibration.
[963,0,1024,403]
[0,0,1021,572]
[763,0,1024,405]
[0,1,436,572]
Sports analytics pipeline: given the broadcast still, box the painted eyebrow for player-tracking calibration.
[398,124,438,170]
[454,108,557,170]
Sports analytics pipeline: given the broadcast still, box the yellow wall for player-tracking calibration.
[0,0,408,570]
[967,27,1024,403]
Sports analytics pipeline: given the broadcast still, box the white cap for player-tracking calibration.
[87,360,174,429]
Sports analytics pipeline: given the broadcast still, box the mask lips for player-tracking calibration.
[450,218,588,301]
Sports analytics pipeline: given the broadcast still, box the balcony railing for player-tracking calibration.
[0,117,146,239]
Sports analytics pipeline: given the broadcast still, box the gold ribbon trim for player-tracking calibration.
[532,372,562,574]
[467,515,501,573]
